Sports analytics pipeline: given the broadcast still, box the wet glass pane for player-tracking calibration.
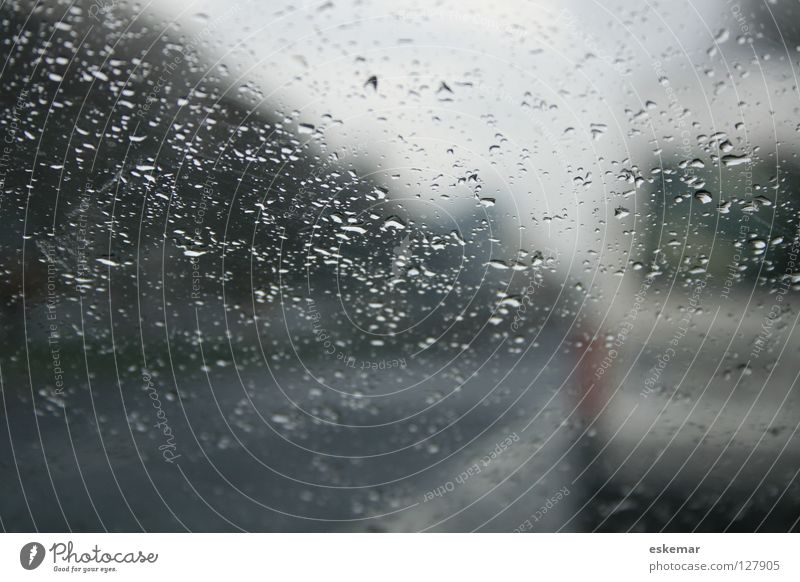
[1,0,799,532]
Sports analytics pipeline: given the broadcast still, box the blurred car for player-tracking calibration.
[568,5,800,529]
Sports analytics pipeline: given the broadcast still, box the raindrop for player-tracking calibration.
[96,258,120,267]
[382,216,407,230]
[694,191,712,204]
[721,154,751,167]
[485,260,510,270]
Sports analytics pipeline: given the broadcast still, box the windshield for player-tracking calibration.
[1,0,799,533]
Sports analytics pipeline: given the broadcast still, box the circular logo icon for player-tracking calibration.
[20,542,45,570]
